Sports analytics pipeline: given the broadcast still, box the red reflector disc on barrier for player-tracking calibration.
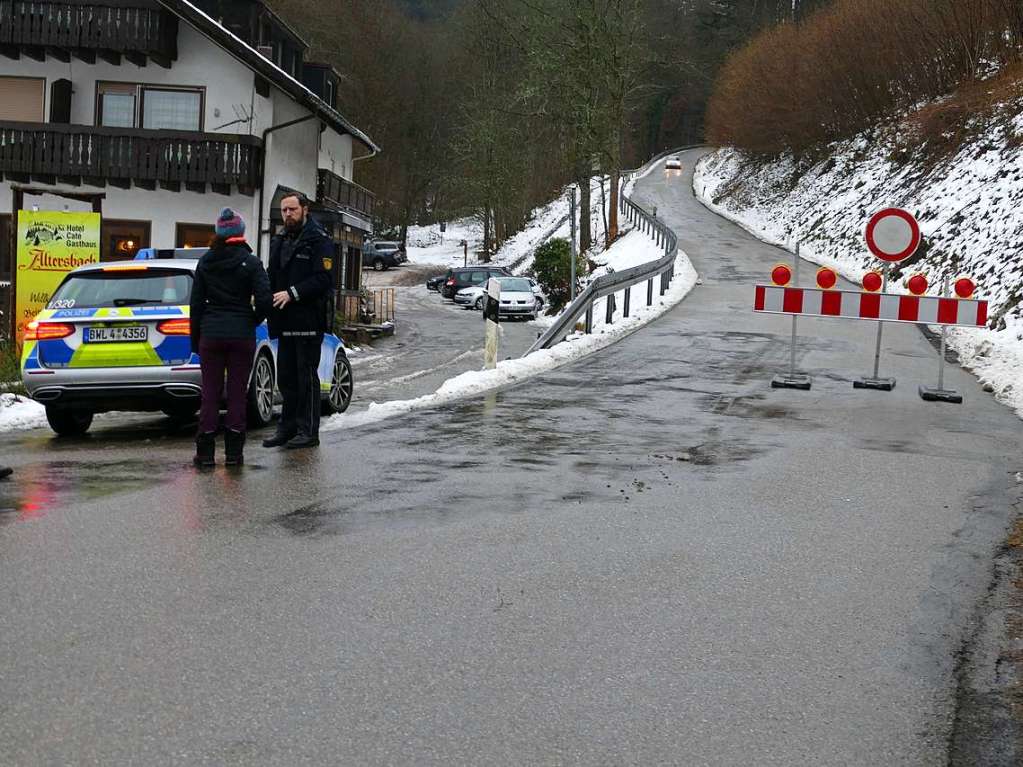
[954,277,976,299]
[771,264,792,286]
[907,273,929,296]
[862,271,883,292]
[816,267,837,290]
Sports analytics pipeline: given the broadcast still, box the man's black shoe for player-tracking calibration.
[0,466,12,480]
[284,434,319,450]
[262,431,296,448]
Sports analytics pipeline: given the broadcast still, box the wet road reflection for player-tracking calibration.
[2,151,1022,766]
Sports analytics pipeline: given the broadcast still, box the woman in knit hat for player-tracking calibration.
[189,208,273,467]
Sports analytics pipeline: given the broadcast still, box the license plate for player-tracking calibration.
[84,326,148,343]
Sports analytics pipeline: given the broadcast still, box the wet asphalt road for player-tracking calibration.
[2,150,1022,765]
[349,283,538,407]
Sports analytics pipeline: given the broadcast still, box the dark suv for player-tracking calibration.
[362,240,407,271]
[441,266,513,299]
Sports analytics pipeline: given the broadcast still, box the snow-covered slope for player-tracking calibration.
[405,178,612,273]
[694,102,1023,416]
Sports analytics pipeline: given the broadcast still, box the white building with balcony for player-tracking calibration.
[0,0,378,299]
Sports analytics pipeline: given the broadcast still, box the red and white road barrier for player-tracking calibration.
[754,285,988,328]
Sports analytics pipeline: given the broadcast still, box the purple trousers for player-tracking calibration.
[198,337,256,434]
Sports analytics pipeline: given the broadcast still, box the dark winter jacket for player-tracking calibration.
[189,237,273,353]
[267,218,334,338]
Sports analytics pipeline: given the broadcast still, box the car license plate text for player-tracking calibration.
[85,326,148,343]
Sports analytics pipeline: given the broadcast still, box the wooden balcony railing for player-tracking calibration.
[0,0,177,65]
[0,121,263,193]
[317,168,375,220]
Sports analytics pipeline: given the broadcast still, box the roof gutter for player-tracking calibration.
[256,112,318,259]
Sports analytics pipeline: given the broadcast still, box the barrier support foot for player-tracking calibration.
[919,385,962,404]
[772,374,812,390]
[853,376,896,391]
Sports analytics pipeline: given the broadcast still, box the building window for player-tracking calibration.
[176,223,215,249]
[97,82,136,128]
[101,219,150,262]
[0,77,45,122]
[141,89,203,131]
[97,82,204,131]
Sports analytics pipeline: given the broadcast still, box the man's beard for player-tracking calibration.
[284,217,304,232]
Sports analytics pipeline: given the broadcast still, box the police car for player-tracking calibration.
[20,247,353,436]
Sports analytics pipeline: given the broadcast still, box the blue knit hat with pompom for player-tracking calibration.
[215,207,245,238]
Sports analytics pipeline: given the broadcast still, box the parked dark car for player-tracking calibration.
[426,271,450,291]
[362,240,407,271]
[440,266,513,299]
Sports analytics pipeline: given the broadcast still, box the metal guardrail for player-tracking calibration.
[524,145,701,354]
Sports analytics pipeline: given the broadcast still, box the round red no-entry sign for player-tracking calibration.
[865,208,921,262]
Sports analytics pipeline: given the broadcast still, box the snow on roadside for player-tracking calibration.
[693,127,1023,416]
[324,230,697,431]
[0,392,47,432]
[405,178,611,274]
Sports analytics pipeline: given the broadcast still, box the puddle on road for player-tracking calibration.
[0,459,178,524]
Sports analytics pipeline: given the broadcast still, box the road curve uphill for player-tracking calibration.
[1,148,1021,765]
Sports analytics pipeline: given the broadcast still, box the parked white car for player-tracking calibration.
[454,277,544,319]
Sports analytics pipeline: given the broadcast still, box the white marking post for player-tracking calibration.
[483,278,501,369]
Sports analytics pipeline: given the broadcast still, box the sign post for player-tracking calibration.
[919,275,975,404]
[568,187,577,302]
[15,210,100,348]
[483,277,501,369]
[772,241,812,390]
[854,207,921,391]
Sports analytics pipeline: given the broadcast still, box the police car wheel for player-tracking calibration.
[247,353,275,428]
[474,296,485,310]
[45,406,93,437]
[322,352,353,416]
[373,258,386,271]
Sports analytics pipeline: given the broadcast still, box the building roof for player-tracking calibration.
[156,0,380,156]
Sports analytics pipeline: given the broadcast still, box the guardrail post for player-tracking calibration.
[647,279,653,306]
[624,287,631,318]
[585,305,594,334]
[605,294,614,325]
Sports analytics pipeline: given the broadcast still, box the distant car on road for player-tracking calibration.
[362,240,407,271]
[20,248,353,436]
[665,155,683,170]
[454,276,543,320]
[426,271,450,291]
[440,266,512,299]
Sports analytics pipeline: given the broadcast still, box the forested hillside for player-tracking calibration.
[268,0,822,247]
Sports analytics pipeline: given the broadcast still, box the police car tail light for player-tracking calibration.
[157,318,191,336]
[25,321,74,341]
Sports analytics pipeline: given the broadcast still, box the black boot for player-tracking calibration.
[193,432,215,467]
[262,429,296,448]
[225,430,246,466]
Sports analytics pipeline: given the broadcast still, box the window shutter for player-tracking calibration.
[0,77,44,122]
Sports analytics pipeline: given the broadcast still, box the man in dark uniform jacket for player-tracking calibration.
[263,192,333,449]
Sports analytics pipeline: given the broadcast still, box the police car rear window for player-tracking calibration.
[47,270,193,309]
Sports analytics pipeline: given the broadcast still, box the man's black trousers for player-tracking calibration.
[277,335,322,439]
